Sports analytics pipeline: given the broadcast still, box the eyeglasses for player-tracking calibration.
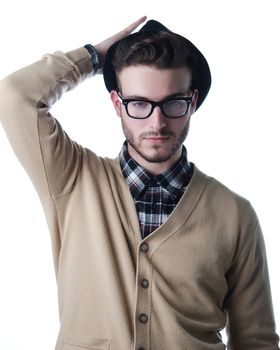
[117,91,194,119]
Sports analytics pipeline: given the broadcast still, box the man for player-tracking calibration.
[0,17,279,350]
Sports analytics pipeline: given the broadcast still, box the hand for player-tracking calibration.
[95,16,147,68]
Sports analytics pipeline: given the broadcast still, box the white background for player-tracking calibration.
[0,0,279,348]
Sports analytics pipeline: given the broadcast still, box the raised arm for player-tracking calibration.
[0,17,146,202]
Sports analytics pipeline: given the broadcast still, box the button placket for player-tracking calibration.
[134,241,151,350]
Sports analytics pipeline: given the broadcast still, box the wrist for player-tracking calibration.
[84,44,101,74]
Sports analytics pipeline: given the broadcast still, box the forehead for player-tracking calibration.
[117,65,192,100]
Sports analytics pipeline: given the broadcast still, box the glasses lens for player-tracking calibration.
[163,99,188,117]
[127,101,152,118]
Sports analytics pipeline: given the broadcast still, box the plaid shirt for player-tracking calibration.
[119,142,193,239]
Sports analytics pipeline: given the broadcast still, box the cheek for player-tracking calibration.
[168,119,188,132]
[123,114,146,131]
[122,116,141,135]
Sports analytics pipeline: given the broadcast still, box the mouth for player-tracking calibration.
[144,136,170,144]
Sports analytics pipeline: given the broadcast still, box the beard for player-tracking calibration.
[121,118,190,164]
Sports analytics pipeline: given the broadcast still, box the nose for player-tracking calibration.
[148,106,167,130]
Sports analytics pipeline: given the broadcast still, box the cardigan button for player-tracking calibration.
[140,242,149,253]
[138,313,148,323]
[141,279,149,288]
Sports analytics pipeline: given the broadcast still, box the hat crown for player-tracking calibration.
[138,20,171,33]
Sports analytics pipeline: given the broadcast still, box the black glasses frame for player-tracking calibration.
[117,91,193,119]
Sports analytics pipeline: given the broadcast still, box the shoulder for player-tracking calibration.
[191,165,262,263]
[82,149,125,184]
[192,164,258,225]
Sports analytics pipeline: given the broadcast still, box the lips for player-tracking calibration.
[144,137,169,144]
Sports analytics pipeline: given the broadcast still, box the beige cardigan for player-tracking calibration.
[0,47,278,350]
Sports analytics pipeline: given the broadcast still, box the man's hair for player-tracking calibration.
[112,31,198,91]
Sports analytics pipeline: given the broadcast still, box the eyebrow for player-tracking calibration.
[123,91,189,101]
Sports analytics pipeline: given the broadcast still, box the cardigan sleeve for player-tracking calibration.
[0,47,93,201]
[224,205,279,349]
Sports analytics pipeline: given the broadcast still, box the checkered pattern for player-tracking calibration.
[119,142,193,239]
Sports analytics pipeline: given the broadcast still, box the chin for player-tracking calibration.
[127,138,181,165]
[140,149,174,164]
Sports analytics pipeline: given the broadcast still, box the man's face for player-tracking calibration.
[111,65,198,173]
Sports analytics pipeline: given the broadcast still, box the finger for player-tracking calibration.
[95,16,147,62]
[120,16,147,36]
[111,16,147,42]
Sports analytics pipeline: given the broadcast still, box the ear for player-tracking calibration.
[110,90,122,118]
[190,89,199,114]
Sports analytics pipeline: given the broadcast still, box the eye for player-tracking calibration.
[131,101,150,109]
[165,100,184,107]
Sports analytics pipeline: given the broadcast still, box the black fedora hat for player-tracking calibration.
[103,20,211,110]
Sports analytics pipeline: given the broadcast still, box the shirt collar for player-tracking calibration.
[119,141,193,200]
